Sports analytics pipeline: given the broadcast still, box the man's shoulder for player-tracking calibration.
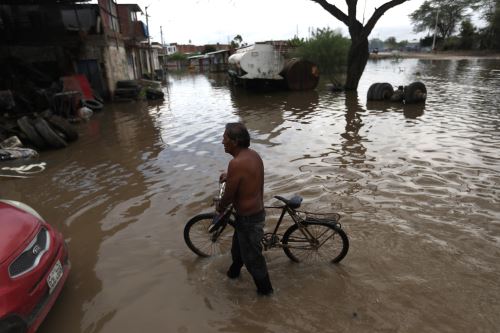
[234,149,261,163]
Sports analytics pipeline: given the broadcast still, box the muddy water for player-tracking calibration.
[2,58,500,332]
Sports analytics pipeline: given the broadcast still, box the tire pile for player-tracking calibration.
[367,81,427,104]
[1,111,78,152]
[114,80,165,101]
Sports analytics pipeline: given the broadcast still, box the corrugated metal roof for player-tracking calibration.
[205,49,230,55]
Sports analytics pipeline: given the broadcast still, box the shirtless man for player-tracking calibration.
[217,122,273,295]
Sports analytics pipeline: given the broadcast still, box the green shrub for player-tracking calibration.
[293,28,350,84]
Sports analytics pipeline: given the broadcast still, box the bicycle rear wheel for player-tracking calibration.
[282,221,349,263]
[184,213,234,257]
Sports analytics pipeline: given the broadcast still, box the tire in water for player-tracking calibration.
[367,83,379,101]
[374,82,394,100]
[404,81,427,104]
[32,117,68,149]
[184,213,234,257]
[282,221,349,263]
[17,116,47,150]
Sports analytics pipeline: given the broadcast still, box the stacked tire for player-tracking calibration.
[15,113,78,150]
[114,80,141,100]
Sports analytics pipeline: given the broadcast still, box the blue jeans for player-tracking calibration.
[231,210,270,280]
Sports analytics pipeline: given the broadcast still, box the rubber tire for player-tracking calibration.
[282,221,349,263]
[374,82,394,100]
[116,80,140,89]
[82,99,104,111]
[184,213,234,257]
[46,115,78,142]
[32,117,68,149]
[16,116,47,149]
[367,83,379,101]
[404,81,427,104]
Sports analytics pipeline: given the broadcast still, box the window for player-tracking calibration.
[107,0,119,32]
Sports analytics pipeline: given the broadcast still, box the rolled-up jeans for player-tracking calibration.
[231,210,269,280]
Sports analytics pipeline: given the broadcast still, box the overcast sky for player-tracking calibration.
[110,0,428,45]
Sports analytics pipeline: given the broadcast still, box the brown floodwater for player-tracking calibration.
[1,58,500,332]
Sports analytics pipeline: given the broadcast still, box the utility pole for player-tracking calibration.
[431,8,440,51]
[160,26,164,46]
[145,5,154,76]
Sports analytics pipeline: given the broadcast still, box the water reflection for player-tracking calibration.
[366,100,425,119]
[340,92,366,165]
[230,87,319,146]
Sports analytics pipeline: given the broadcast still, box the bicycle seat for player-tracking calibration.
[274,195,303,209]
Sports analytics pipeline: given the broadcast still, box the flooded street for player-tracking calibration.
[2,58,500,332]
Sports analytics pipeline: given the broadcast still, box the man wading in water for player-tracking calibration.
[216,122,273,295]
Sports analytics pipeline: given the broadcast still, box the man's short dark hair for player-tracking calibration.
[225,122,250,148]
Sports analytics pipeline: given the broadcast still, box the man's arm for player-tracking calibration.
[217,160,240,212]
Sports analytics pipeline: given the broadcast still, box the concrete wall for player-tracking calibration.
[104,43,129,95]
[81,36,129,99]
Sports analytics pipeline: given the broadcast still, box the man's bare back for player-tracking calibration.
[218,127,264,216]
[225,148,264,215]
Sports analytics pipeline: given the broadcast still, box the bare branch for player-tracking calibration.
[346,0,358,24]
[309,0,349,25]
[363,0,409,38]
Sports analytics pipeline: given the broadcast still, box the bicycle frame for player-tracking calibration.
[213,181,339,251]
[261,204,320,250]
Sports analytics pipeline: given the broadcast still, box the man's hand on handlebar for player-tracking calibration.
[219,172,227,183]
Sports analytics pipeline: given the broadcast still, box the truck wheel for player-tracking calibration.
[374,83,394,100]
[404,81,427,104]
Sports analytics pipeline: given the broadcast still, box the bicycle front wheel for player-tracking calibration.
[184,213,234,257]
[282,221,349,263]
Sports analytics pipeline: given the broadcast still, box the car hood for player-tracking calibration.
[0,201,40,264]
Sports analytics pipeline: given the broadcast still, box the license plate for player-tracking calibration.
[47,260,63,294]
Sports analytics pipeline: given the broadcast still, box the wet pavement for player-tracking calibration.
[1,58,500,332]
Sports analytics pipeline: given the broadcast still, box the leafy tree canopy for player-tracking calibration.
[168,52,187,61]
[293,28,350,84]
[409,0,476,39]
[231,35,244,49]
[288,35,306,47]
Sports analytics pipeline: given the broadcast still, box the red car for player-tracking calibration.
[0,200,70,333]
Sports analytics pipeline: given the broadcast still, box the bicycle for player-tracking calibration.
[183,183,349,263]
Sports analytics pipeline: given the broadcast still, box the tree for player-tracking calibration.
[231,34,243,49]
[384,36,398,50]
[308,0,409,91]
[288,35,306,47]
[168,52,187,61]
[459,19,476,49]
[475,0,500,49]
[410,0,474,41]
[293,28,350,85]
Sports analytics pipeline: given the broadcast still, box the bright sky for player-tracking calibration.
[111,0,427,45]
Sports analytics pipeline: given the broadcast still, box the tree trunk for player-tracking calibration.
[345,36,369,91]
